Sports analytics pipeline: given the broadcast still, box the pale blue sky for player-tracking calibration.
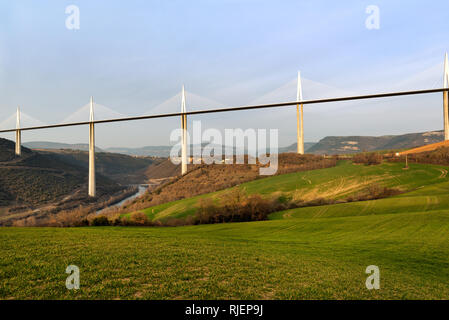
[0,1,449,147]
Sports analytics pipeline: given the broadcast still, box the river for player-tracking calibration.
[97,184,148,214]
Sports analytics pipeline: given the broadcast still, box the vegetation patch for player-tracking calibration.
[123,154,337,213]
[117,161,443,223]
[353,152,383,165]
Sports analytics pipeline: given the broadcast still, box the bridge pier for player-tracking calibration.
[444,53,449,141]
[88,97,96,197]
[15,106,21,156]
[296,72,304,154]
[181,85,188,175]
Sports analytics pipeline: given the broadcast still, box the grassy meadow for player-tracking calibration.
[1,160,449,299]
[132,161,447,222]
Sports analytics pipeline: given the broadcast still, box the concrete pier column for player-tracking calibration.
[296,72,304,154]
[15,106,21,156]
[88,96,96,197]
[181,85,188,175]
[444,53,449,141]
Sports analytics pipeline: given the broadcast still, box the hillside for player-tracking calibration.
[271,169,449,221]
[118,154,337,216]
[143,152,334,183]
[40,149,163,184]
[106,145,173,157]
[23,141,105,152]
[125,160,446,222]
[278,142,316,153]
[28,141,267,157]
[0,138,33,162]
[308,130,444,154]
[0,138,124,213]
[26,142,181,157]
[144,158,181,178]
[397,140,449,156]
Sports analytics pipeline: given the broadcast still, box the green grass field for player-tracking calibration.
[270,164,449,220]
[134,161,448,221]
[1,161,449,299]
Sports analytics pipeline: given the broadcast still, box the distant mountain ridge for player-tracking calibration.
[278,142,316,153]
[24,130,445,156]
[106,146,172,157]
[25,143,244,157]
[23,141,105,152]
[307,130,444,155]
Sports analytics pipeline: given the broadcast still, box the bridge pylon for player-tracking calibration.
[444,53,449,141]
[296,71,304,154]
[181,85,188,175]
[15,106,21,156]
[88,96,96,197]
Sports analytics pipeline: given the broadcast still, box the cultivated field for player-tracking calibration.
[132,161,446,222]
[1,161,449,299]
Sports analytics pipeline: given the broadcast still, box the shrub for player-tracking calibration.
[193,188,283,225]
[346,183,402,202]
[277,194,292,204]
[129,211,150,226]
[75,219,89,227]
[91,216,110,226]
[353,152,383,165]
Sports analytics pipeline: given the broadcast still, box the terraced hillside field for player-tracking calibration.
[270,165,449,221]
[130,161,447,222]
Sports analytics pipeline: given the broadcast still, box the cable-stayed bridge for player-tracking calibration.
[1,54,448,197]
